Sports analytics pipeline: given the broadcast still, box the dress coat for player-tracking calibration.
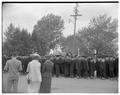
[39,59,54,93]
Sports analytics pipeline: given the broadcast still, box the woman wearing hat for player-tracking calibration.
[26,53,42,93]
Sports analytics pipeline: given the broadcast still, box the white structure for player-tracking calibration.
[49,44,63,56]
[49,49,54,55]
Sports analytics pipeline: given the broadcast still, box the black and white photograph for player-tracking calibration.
[2,1,119,93]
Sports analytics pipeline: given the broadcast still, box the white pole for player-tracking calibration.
[78,48,80,56]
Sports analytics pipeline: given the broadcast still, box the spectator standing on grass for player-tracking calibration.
[114,57,118,78]
[39,55,54,93]
[54,56,60,77]
[99,58,106,79]
[105,56,110,79]
[26,53,42,93]
[69,56,74,78]
[109,57,115,79]
[82,56,89,78]
[4,52,22,93]
[64,56,70,77]
[76,56,82,78]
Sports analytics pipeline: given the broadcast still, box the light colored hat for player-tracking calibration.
[30,53,41,58]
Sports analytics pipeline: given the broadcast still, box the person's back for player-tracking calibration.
[40,59,54,93]
[27,60,41,82]
[26,54,42,93]
[4,54,22,93]
[42,60,53,78]
[5,58,22,79]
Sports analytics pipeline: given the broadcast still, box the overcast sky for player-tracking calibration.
[3,3,118,37]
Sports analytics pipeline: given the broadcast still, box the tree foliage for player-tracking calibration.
[3,14,118,57]
[61,35,89,56]
[3,23,32,56]
[32,13,64,56]
[62,14,118,57]
[78,14,118,57]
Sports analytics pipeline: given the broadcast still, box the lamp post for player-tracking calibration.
[94,49,97,63]
[78,48,80,56]
[70,3,82,55]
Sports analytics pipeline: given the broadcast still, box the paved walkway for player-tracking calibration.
[2,73,118,93]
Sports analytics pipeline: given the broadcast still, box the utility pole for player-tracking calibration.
[70,3,82,55]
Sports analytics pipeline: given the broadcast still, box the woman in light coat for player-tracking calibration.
[26,53,42,93]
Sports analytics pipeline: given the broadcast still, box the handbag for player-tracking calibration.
[27,74,31,84]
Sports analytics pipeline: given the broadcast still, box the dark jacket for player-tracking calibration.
[42,60,54,78]
[40,59,54,93]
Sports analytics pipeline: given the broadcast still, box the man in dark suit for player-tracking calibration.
[59,56,65,76]
[96,58,101,78]
[105,56,110,79]
[114,57,118,78]
[109,57,115,79]
[76,56,82,78]
[69,56,74,78]
[64,56,70,77]
[89,58,96,79]
[99,58,106,79]
[39,56,54,93]
[54,56,60,77]
[82,56,89,78]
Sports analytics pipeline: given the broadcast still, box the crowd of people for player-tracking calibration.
[3,53,118,80]
[2,52,119,93]
[52,55,118,79]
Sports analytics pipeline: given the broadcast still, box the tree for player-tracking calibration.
[3,23,15,42]
[61,35,89,56]
[14,28,32,55]
[3,23,32,56]
[32,13,64,56]
[3,23,15,56]
[78,14,118,57]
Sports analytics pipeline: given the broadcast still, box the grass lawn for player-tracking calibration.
[2,73,118,93]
